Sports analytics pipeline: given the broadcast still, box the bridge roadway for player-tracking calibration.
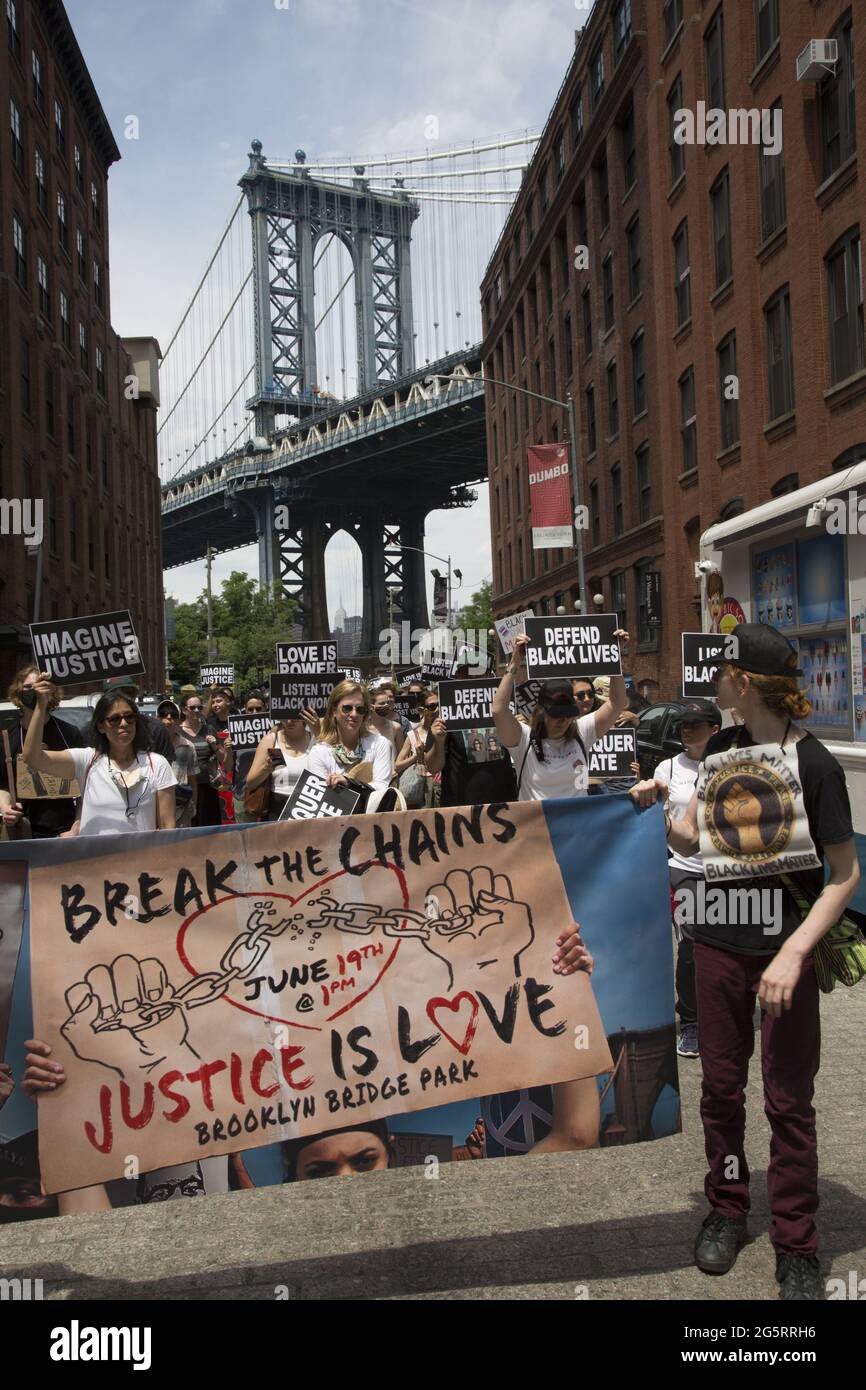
[160,348,487,644]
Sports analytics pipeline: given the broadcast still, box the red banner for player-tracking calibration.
[528,445,573,550]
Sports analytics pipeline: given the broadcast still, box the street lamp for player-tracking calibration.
[402,546,461,628]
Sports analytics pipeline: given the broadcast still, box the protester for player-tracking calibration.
[376,681,413,735]
[422,669,517,808]
[0,666,83,838]
[369,687,406,765]
[282,1121,394,1181]
[243,709,320,820]
[630,623,860,1300]
[98,676,174,762]
[205,687,236,823]
[652,698,722,1059]
[157,699,199,827]
[179,691,224,826]
[393,688,442,807]
[231,692,270,819]
[400,680,428,728]
[308,681,392,790]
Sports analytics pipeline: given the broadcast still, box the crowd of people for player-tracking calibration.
[0,617,860,1300]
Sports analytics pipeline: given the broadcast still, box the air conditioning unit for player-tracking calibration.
[797,38,839,81]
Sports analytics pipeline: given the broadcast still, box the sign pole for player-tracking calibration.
[567,394,587,611]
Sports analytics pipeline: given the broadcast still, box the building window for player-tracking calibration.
[542,258,553,317]
[10,97,23,173]
[636,443,651,523]
[704,6,725,112]
[602,253,614,330]
[611,569,627,625]
[820,14,855,182]
[54,97,65,153]
[74,143,84,195]
[570,85,583,148]
[621,106,636,192]
[755,0,779,62]
[711,167,732,287]
[555,129,565,183]
[613,0,632,62]
[32,46,45,110]
[631,329,646,416]
[104,528,110,580]
[69,498,78,565]
[45,367,55,438]
[526,194,534,244]
[611,466,623,537]
[93,259,103,310]
[679,366,697,473]
[91,180,101,227]
[7,0,21,60]
[515,222,522,265]
[59,288,71,349]
[636,560,657,645]
[76,227,86,282]
[759,101,786,240]
[664,0,683,46]
[765,287,795,420]
[79,321,88,373]
[627,215,641,301]
[67,389,75,454]
[668,75,685,185]
[576,187,588,246]
[12,213,26,286]
[586,385,597,454]
[548,338,557,398]
[539,161,549,214]
[20,336,31,416]
[597,154,609,229]
[96,344,106,397]
[37,254,50,318]
[718,332,739,449]
[582,286,593,357]
[591,41,605,109]
[564,313,574,381]
[826,229,864,385]
[607,359,619,438]
[557,226,569,295]
[674,219,691,326]
[771,473,799,496]
[35,146,48,215]
[57,190,68,252]
[590,481,600,546]
[48,480,57,554]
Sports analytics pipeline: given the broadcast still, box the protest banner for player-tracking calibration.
[0,795,679,1196]
[495,610,533,658]
[528,445,573,550]
[275,641,339,675]
[524,615,622,679]
[200,664,235,688]
[681,633,728,698]
[279,770,363,821]
[29,611,144,683]
[228,714,273,752]
[269,673,345,716]
[587,729,637,780]
[438,678,504,731]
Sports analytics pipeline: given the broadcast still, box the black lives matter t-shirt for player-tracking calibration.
[694,726,853,955]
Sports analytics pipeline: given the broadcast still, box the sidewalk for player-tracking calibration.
[1,985,863,1300]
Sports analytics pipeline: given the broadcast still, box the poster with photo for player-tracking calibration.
[800,635,850,730]
[752,543,796,629]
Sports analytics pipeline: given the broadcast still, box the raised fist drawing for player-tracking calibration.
[61,954,200,1078]
[719,780,767,854]
[421,867,535,990]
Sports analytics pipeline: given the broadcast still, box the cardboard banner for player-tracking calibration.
[697,741,821,882]
[15,757,81,800]
[495,610,533,658]
[275,641,339,675]
[200,664,235,688]
[438,678,503,731]
[528,445,573,550]
[269,673,345,717]
[279,770,362,821]
[29,611,143,684]
[524,615,622,679]
[682,633,727,698]
[587,730,637,780]
[228,715,273,752]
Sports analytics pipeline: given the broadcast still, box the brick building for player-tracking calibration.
[481,0,866,694]
[0,0,163,695]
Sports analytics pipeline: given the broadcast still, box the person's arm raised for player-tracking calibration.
[492,635,528,750]
[590,629,631,739]
[21,675,76,779]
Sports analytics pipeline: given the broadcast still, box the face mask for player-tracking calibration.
[20,690,37,710]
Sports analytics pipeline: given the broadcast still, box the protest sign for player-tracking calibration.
[514,680,544,717]
[438,678,503,731]
[524,615,622,679]
[269,673,345,716]
[15,758,81,800]
[421,656,457,682]
[495,610,533,658]
[528,445,573,549]
[396,666,425,686]
[697,741,821,882]
[275,641,339,675]
[200,664,235,689]
[228,714,273,751]
[29,611,144,683]
[279,770,362,821]
[587,729,637,780]
[682,633,728,698]
[342,667,363,683]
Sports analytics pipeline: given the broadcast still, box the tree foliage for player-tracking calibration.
[458,579,493,635]
[166,572,296,693]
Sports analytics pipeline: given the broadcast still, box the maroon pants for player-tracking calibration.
[694,941,820,1256]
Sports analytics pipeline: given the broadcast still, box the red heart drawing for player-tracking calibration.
[176,864,410,1032]
[426,992,479,1055]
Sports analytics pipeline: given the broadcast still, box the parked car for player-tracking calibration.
[633,702,686,780]
[0,697,96,740]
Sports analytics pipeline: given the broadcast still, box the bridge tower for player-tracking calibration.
[239,142,426,648]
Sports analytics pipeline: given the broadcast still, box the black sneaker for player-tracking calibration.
[776,1253,824,1301]
[694,1210,749,1274]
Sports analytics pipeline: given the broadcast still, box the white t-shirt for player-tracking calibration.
[513,715,598,801]
[272,738,312,799]
[307,732,394,789]
[68,748,177,835]
[655,753,702,874]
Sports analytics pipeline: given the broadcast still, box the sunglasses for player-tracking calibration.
[573,690,594,701]
[422,702,439,711]
[186,704,203,711]
[159,712,179,721]
[339,703,367,714]
[104,713,137,727]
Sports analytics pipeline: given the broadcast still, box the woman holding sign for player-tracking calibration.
[244,708,320,821]
[308,681,393,791]
[630,623,860,1301]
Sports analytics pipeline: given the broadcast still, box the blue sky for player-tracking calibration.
[65,0,588,621]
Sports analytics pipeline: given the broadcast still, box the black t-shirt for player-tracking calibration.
[0,715,84,837]
[439,731,517,808]
[694,726,853,955]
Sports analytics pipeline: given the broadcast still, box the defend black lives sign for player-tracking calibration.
[275,641,339,675]
[228,714,273,751]
[279,769,362,821]
[438,678,502,731]
[587,729,637,780]
[682,633,728,698]
[200,664,235,688]
[30,611,144,683]
[524,615,622,679]
[269,673,345,717]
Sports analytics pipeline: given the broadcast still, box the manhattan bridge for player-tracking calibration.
[159,133,539,652]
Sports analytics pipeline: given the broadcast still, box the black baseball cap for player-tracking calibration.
[103,675,139,694]
[725,623,802,677]
[678,698,722,727]
[538,678,582,718]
